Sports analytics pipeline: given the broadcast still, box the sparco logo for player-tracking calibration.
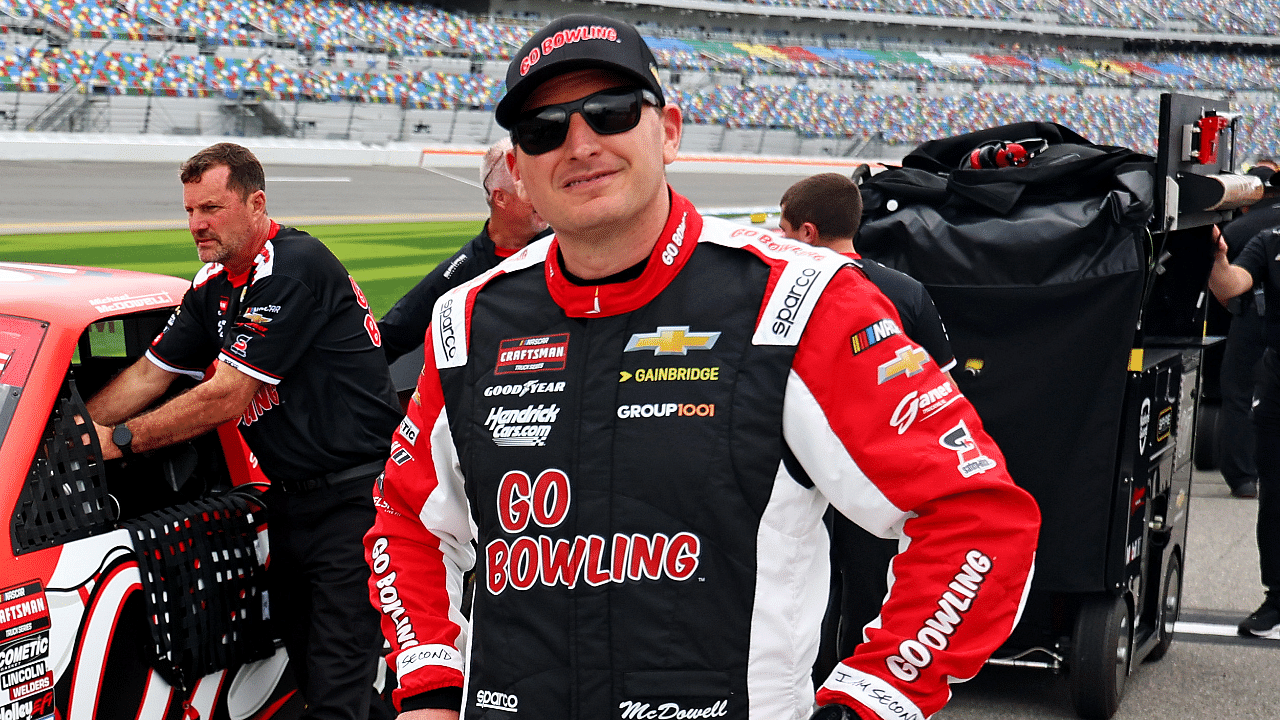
[484,380,566,398]
[619,700,729,719]
[476,690,519,712]
[886,550,991,682]
[486,404,561,447]
[438,298,457,360]
[519,25,620,76]
[889,381,957,435]
[772,267,818,337]
[487,469,701,594]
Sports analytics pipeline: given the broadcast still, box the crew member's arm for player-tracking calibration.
[787,268,1039,720]
[91,360,263,460]
[366,328,475,717]
[1208,224,1257,302]
[86,355,179,425]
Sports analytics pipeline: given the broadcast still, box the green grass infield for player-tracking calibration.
[0,221,485,318]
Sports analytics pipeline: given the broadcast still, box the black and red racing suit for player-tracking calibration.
[366,190,1039,720]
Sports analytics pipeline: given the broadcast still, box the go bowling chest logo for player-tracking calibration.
[486,469,700,594]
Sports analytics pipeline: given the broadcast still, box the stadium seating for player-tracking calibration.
[0,0,1276,159]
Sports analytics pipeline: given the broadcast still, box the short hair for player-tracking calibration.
[780,173,863,241]
[481,137,515,202]
[180,143,265,200]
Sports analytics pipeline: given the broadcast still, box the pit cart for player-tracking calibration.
[855,94,1255,719]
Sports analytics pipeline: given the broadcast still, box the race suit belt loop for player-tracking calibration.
[278,458,386,493]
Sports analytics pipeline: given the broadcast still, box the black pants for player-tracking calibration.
[1255,349,1280,597]
[1221,303,1266,490]
[268,476,394,720]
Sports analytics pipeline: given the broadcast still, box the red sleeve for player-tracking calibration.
[789,269,1040,719]
[364,330,475,711]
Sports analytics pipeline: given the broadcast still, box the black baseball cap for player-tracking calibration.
[495,14,665,129]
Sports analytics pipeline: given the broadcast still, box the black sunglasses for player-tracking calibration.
[511,87,661,156]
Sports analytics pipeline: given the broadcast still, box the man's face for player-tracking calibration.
[509,69,681,239]
[183,164,264,267]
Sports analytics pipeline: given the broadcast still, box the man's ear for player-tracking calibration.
[801,221,821,243]
[661,104,682,166]
[249,189,267,215]
[506,148,530,202]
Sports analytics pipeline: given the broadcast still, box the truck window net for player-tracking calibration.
[11,378,117,554]
[122,493,277,691]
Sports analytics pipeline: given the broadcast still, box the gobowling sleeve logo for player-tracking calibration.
[496,334,570,374]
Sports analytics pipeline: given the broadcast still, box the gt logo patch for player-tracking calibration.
[877,346,930,384]
[939,420,997,477]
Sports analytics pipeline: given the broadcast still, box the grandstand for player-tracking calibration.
[0,0,1276,160]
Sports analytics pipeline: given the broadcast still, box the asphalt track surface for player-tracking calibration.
[3,160,1277,720]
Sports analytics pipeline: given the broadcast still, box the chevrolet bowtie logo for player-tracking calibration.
[624,326,721,356]
[242,312,272,324]
[877,346,931,384]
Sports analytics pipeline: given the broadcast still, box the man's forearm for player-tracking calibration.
[124,378,254,453]
[1207,259,1254,303]
[86,358,175,426]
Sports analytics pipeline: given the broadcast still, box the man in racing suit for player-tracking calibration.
[365,15,1039,720]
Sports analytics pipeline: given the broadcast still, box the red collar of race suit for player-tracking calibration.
[544,188,703,318]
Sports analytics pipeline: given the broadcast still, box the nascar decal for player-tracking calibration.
[624,327,719,356]
[877,346,931,384]
[884,550,992,683]
[939,421,997,478]
[496,334,570,375]
[487,469,700,594]
[619,366,719,383]
[0,582,53,718]
[850,318,902,355]
[89,292,173,314]
[0,583,48,643]
[486,404,561,447]
[890,381,959,435]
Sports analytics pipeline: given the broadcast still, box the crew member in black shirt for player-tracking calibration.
[87,143,399,720]
[379,138,551,400]
[1208,180,1280,638]
[779,172,959,669]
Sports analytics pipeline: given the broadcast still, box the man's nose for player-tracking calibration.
[561,112,602,157]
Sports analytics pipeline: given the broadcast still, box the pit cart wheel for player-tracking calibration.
[1145,555,1183,663]
[1193,402,1221,471]
[1069,595,1131,720]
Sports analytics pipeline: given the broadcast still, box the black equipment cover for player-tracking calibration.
[857,122,1155,592]
[123,492,276,690]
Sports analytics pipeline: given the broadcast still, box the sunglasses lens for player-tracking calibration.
[515,108,570,156]
[581,91,643,135]
[513,89,648,155]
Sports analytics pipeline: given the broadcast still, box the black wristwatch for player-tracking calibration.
[111,423,135,458]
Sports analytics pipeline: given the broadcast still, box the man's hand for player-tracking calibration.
[1207,224,1255,302]
[93,421,122,461]
[399,710,458,720]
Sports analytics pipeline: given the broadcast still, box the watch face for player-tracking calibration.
[112,424,132,447]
